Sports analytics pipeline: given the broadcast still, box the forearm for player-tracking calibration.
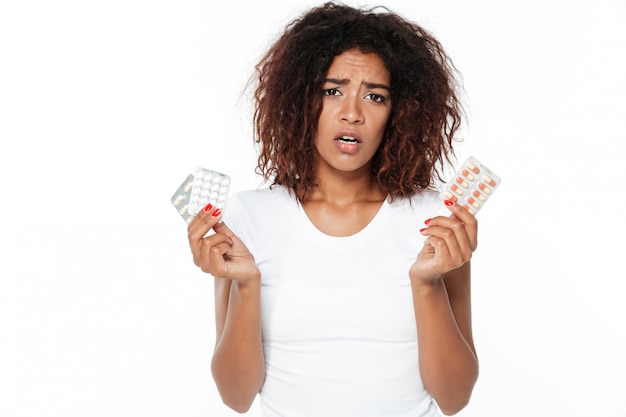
[212,278,265,412]
[412,277,478,415]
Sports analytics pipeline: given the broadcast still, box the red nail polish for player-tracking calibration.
[211,208,222,217]
[444,199,455,207]
[424,218,431,225]
[419,228,428,233]
[203,203,213,212]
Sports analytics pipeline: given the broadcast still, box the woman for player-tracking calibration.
[188,3,479,416]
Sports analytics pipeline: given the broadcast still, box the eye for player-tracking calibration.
[365,93,387,103]
[322,88,341,96]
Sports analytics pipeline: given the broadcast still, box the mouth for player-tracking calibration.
[333,134,362,154]
[335,135,361,144]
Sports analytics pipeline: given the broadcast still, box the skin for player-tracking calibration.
[187,50,478,415]
[304,51,392,236]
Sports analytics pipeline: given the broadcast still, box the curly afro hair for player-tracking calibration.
[252,2,463,201]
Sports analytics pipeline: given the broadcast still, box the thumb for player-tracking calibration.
[213,221,234,236]
[213,222,249,254]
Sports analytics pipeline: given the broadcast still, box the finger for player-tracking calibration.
[202,240,232,275]
[197,232,232,269]
[444,199,478,250]
[422,203,473,263]
[421,224,465,265]
[188,204,225,266]
[213,221,234,237]
[201,230,234,248]
[424,235,451,259]
[213,222,253,257]
[418,233,472,282]
[189,228,230,267]
[187,203,223,242]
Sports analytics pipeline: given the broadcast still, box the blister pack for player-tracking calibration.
[170,167,231,224]
[443,156,500,215]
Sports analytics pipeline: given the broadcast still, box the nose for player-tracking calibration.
[339,96,364,124]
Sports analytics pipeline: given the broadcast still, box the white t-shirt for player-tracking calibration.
[223,185,448,417]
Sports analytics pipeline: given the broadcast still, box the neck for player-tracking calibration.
[305,163,385,206]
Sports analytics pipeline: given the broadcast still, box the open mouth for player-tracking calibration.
[336,136,360,144]
[333,134,362,153]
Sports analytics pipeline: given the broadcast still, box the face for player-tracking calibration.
[313,50,392,176]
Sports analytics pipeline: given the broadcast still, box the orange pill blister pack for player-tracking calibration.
[443,156,501,216]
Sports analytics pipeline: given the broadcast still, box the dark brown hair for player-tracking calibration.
[252,2,462,201]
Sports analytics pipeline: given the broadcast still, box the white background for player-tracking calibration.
[1,0,625,416]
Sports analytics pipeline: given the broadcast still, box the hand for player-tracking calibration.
[410,200,477,283]
[187,204,260,283]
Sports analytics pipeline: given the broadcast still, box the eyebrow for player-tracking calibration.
[324,78,391,92]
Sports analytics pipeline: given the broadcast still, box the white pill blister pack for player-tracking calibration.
[170,167,231,224]
[443,156,501,216]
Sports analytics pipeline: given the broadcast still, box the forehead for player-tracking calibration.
[326,50,390,83]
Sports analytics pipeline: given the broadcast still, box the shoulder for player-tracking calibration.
[376,189,448,241]
[389,189,448,218]
[223,186,296,246]
[229,185,292,206]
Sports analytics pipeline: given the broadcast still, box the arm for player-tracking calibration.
[187,207,265,413]
[410,201,479,415]
[212,271,265,412]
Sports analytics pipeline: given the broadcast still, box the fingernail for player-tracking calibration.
[424,218,431,225]
[203,203,213,212]
[211,208,222,218]
[419,228,428,233]
[444,199,455,207]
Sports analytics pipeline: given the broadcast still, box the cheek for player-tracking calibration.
[374,111,391,138]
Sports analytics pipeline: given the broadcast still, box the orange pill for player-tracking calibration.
[483,175,496,187]
[461,204,474,214]
[466,163,480,174]
[455,177,469,188]
[478,183,491,194]
[444,192,458,202]
[462,169,474,181]
[450,184,463,195]
[472,190,485,201]
[467,197,480,208]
